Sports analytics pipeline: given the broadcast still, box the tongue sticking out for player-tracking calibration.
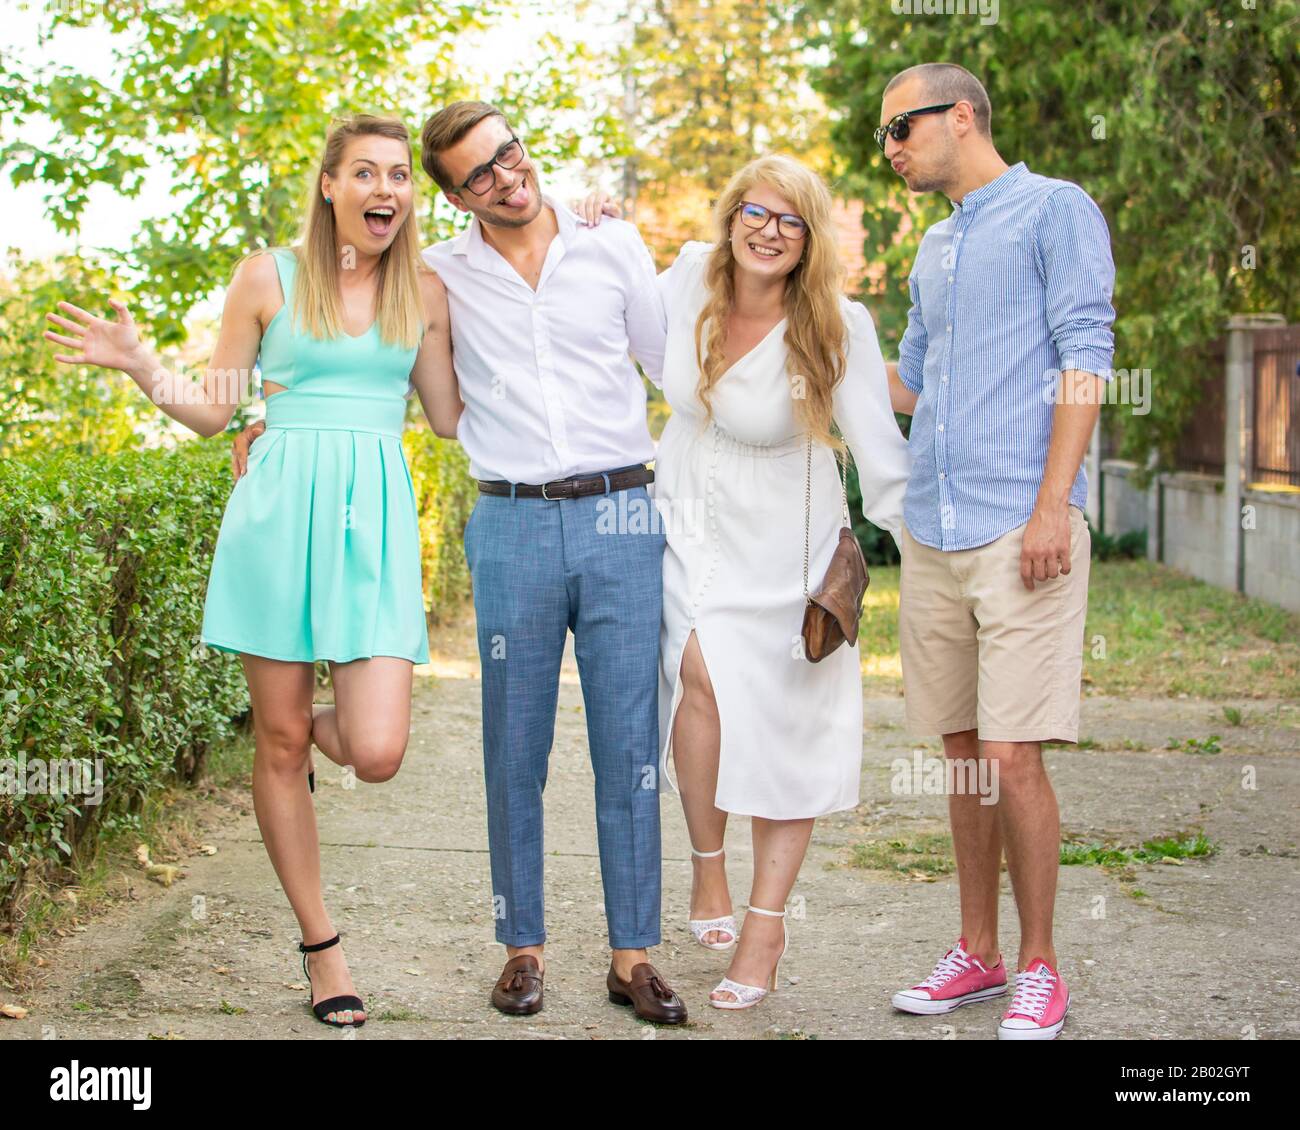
[498,180,529,209]
[364,211,394,236]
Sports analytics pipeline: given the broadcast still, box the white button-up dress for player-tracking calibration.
[654,242,911,819]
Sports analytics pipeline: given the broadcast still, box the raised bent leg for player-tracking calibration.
[314,656,414,783]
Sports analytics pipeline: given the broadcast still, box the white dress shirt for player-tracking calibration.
[422,197,667,484]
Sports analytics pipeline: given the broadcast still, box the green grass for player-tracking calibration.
[848,831,1217,880]
[374,1006,423,1022]
[1059,832,1217,871]
[845,833,955,878]
[859,560,1300,699]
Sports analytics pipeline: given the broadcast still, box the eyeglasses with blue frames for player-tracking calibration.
[735,200,809,240]
[452,136,526,197]
[874,103,956,152]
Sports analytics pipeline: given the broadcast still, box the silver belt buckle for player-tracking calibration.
[541,479,560,500]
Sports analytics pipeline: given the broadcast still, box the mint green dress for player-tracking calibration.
[201,248,430,664]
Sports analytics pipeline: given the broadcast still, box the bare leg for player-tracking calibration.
[711,816,813,1002]
[983,739,1058,970]
[322,656,414,783]
[310,703,346,768]
[944,728,1002,969]
[241,654,364,1024]
[671,630,732,945]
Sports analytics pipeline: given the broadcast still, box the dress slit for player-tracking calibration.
[660,627,725,805]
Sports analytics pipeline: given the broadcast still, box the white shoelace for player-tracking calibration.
[919,945,973,990]
[1007,966,1056,1019]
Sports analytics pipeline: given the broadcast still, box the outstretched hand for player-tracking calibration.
[231,419,267,482]
[44,299,144,373]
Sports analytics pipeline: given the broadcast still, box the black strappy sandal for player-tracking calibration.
[298,934,365,1027]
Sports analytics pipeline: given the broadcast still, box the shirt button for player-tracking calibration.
[942,376,949,384]
[946,325,952,333]
[939,472,947,480]
[947,276,953,283]
[938,424,945,432]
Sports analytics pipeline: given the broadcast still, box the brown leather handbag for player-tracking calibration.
[801,435,869,663]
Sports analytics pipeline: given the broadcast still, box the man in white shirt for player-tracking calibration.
[418,101,686,1023]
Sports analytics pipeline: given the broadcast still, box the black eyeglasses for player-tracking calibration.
[874,103,956,152]
[735,200,808,240]
[452,136,526,196]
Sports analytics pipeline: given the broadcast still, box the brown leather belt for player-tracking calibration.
[477,464,654,500]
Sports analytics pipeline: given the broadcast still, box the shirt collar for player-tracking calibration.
[954,161,1028,215]
[451,192,575,262]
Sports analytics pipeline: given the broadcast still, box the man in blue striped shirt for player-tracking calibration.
[879,63,1116,1041]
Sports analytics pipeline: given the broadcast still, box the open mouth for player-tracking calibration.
[747,241,782,260]
[495,177,530,209]
[363,206,396,236]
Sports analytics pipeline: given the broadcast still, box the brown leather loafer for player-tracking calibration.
[491,955,544,1015]
[607,962,688,1025]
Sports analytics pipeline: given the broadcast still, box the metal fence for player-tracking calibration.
[1251,325,1300,487]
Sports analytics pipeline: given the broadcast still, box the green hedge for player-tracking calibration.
[404,428,476,620]
[0,432,475,915]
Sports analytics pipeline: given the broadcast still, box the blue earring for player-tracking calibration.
[325,196,332,204]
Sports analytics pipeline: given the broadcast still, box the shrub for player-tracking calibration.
[0,431,475,915]
[0,441,246,912]
[403,428,476,621]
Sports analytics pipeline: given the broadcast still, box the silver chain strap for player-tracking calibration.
[803,431,851,601]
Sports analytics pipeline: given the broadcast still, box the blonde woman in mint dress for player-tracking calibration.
[44,115,462,1028]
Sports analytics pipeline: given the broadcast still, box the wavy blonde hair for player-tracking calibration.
[694,154,846,450]
[240,115,425,349]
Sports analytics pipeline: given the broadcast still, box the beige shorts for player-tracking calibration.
[899,506,1091,744]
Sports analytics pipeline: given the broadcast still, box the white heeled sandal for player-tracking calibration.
[688,845,738,951]
[710,905,788,1010]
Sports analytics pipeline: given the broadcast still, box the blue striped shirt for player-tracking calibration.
[898,161,1117,551]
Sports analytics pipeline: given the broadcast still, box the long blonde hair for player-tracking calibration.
[242,115,425,349]
[694,155,846,450]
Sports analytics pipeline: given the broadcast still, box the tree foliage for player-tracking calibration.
[620,0,833,261]
[0,0,608,345]
[807,0,1300,464]
[0,253,145,457]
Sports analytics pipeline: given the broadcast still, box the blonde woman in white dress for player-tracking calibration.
[576,155,910,1008]
[651,156,910,1009]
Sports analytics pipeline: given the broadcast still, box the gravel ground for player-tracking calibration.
[2,626,1296,1042]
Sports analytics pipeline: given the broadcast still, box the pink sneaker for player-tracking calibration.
[997,958,1070,1040]
[892,937,1008,1015]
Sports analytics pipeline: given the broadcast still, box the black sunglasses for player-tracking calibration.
[874,103,956,152]
[452,136,526,197]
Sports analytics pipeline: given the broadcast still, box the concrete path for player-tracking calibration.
[3,618,1297,1041]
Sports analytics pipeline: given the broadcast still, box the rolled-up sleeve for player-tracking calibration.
[1035,187,1117,379]
[835,299,912,541]
[897,271,928,394]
